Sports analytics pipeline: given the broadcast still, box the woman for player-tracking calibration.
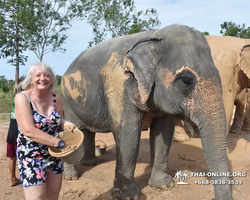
[15,62,74,200]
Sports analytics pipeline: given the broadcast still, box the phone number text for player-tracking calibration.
[194,180,243,185]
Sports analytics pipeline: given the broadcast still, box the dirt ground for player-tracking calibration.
[0,117,250,200]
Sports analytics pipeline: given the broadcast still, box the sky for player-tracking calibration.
[1,0,249,80]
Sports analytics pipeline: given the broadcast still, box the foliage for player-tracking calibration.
[0,0,74,91]
[0,75,14,112]
[128,8,160,34]
[202,31,209,35]
[0,76,14,93]
[0,98,13,113]
[0,0,33,65]
[56,75,62,85]
[0,0,35,88]
[220,22,250,38]
[56,75,62,93]
[26,0,72,61]
[70,0,161,47]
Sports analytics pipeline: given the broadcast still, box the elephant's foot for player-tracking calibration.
[81,155,98,166]
[112,181,140,200]
[173,131,190,142]
[63,163,79,180]
[229,127,242,135]
[148,172,175,189]
[241,125,250,131]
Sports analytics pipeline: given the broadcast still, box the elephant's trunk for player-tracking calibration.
[187,79,232,200]
[198,116,232,200]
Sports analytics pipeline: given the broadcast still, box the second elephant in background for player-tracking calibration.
[230,89,250,135]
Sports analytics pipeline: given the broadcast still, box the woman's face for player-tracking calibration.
[31,67,52,91]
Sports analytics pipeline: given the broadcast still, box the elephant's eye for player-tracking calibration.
[174,70,196,94]
[181,76,194,85]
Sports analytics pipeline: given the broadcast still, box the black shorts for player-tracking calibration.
[6,119,18,144]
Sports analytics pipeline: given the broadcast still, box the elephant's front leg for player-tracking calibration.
[112,113,142,200]
[63,162,79,180]
[81,128,98,166]
[148,116,175,188]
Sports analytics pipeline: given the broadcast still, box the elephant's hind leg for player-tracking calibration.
[81,128,98,166]
[148,116,175,188]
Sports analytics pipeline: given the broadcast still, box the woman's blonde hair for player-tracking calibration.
[19,62,57,91]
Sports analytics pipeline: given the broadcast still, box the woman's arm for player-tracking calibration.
[15,93,60,147]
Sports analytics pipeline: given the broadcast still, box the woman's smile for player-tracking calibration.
[32,69,51,90]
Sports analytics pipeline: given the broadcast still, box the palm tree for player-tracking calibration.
[174,170,184,181]
[182,172,190,182]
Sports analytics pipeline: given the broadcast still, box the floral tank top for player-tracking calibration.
[17,91,61,156]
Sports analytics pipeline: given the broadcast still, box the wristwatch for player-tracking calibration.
[57,140,65,149]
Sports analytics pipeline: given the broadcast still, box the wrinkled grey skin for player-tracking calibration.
[230,89,250,134]
[183,89,250,136]
[61,25,232,200]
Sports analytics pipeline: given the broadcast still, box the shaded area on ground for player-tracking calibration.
[0,118,249,200]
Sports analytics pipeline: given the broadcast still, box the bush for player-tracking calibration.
[0,93,6,99]
[0,90,14,113]
[0,98,13,113]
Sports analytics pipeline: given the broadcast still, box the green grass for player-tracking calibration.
[0,95,12,126]
[0,113,10,120]
[0,98,12,113]
[0,113,10,127]
[0,91,14,113]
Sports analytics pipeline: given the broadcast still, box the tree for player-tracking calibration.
[0,0,35,91]
[26,0,72,61]
[0,0,74,91]
[0,75,14,93]
[56,75,62,86]
[70,0,161,47]
[128,8,160,34]
[220,21,250,38]
[202,31,209,35]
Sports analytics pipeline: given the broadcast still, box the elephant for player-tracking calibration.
[61,25,232,200]
[229,88,250,134]
[174,36,250,142]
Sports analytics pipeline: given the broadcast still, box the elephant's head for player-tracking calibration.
[123,25,232,199]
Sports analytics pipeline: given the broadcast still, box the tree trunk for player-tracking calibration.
[14,10,20,95]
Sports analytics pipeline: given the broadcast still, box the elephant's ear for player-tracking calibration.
[122,37,163,105]
[239,44,250,79]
